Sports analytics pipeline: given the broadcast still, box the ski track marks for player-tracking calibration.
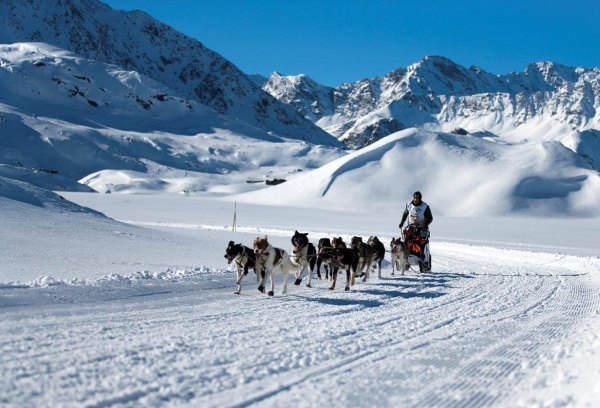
[1,240,599,407]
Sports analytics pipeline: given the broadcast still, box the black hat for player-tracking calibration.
[413,191,422,198]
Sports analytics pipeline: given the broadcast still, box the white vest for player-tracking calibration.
[407,201,428,225]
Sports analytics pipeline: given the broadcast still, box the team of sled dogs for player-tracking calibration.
[224,231,412,295]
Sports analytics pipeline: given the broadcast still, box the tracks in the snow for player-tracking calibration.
[1,243,598,407]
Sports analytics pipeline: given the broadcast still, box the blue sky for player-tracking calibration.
[104,0,599,86]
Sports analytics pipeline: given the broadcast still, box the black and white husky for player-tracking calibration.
[224,241,259,294]
[290,231,317,287]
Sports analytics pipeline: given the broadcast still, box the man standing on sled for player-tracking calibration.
[399,191,433,272]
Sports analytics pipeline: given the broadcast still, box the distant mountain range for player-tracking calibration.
[260,57,600,164]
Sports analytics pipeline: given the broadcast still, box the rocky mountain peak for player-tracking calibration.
[263,71,334,121]
[262,56,600,151]
[0,0,338,146]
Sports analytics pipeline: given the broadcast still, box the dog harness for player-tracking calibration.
[235,247,249,269]
[255,246,284,268]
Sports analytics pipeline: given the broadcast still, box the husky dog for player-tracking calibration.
[367,236,386,279]
[390,237,410,275]
[224,241,260,294]
[317,246,358,291]
[351,236,373,282]
[290,231,318,287]
[316,238,332,280]
[332,237,347,249]
[253,235,298,296]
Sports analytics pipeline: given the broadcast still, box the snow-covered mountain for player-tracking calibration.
[237,128,600,216]
[0,43,343,193]
[0,0,337,145]
[261,56,600,154]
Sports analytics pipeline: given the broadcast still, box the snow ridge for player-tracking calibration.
[237,128,600,216]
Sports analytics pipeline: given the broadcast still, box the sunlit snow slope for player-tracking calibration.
[0,43,343,193]
[238,128,600,216]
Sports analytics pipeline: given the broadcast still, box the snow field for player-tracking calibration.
[2,191,600,406]
[1,243,598,407]
[2,215,600,406]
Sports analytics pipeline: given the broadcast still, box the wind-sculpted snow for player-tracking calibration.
[0,176,99,213]
[237,128,600,216]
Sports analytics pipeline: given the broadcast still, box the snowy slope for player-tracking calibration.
[236,128,600,216]
[0,175,98,213]
[0,43,344,193]
[262,57,600,150]
[0,0,337,145]
[2,192,600,407]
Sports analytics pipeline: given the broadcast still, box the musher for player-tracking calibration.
[399,191,433,230]
[399,191,433,271]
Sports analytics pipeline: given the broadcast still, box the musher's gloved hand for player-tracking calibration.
[399,223,404,229]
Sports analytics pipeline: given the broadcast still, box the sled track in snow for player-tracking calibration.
[1,238,599,407]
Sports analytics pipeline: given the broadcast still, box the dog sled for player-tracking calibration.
[402,224,431,272]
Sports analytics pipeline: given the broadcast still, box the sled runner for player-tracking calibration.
[402,224,432,272]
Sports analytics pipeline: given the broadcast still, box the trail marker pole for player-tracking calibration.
[232,202,237,232]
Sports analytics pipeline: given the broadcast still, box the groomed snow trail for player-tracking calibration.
[1,240,599,407]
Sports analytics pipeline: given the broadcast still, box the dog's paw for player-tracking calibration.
[267,291,274,296]
[294,278,302,286]
[258,285,265,293]
[306,283,312,288]
[328,286,334,290]
[344,286,350,291]
[233,291,241,295]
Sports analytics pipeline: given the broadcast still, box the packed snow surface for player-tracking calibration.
[1,192,599,407]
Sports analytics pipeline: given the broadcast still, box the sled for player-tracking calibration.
[402,225,432,272]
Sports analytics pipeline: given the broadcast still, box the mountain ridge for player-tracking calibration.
[0,0,338,146]
[0,42,344,193]
[260,55,600,150]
